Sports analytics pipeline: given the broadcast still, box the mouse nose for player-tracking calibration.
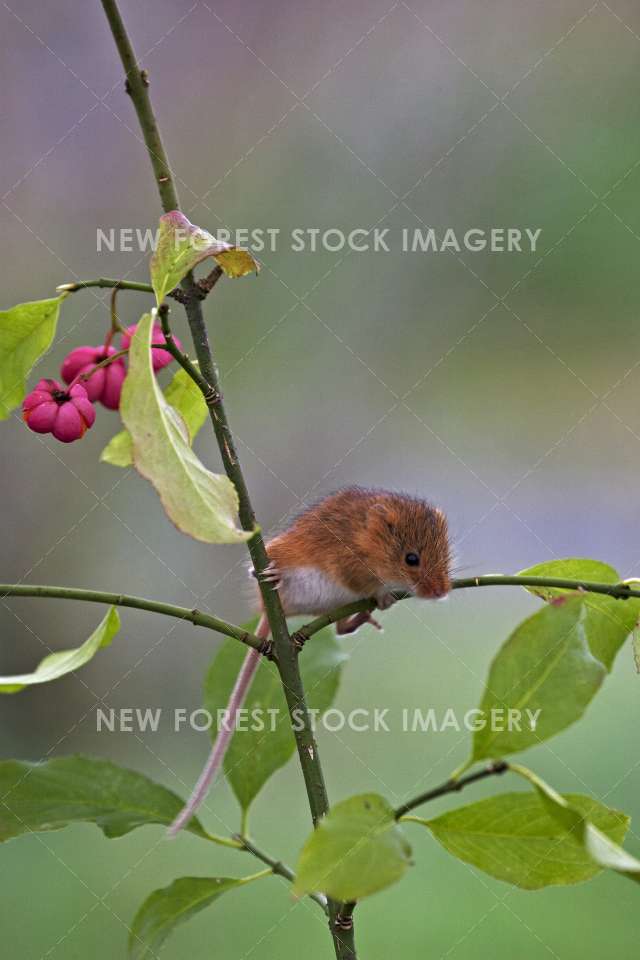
[420,575,451,599]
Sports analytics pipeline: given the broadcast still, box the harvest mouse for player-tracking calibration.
[168,486,451,835]
[256,486,451,635]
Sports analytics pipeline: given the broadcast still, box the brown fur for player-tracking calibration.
[264,486,451,604]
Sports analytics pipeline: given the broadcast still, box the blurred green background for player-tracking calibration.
[2,0,640,956]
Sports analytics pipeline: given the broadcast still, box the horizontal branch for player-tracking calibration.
[451,574,640,599]
[57,277,154,294]
[57,270,223,305]
[395,761,509,820]
[5,573,635,662]
[292,599,383,644]
[0,584,262,652]
[296,574,640,642]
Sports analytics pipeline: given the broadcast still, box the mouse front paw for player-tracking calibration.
[259,561,282,589]
[376,591,397,611]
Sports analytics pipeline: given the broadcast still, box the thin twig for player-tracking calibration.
[334,762,510,932]
[57,276,210,303]
[296,575,640,643]
[108,285,126,340]
[394,761,509,820]
[57,278,154,294]
[157,304,222,407]
[451,574,640,599]
[0,583,263,651]
[69,348,128,389]
[237,835,328,913]
[197,264,224,297]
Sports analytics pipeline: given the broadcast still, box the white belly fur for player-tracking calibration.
[279,566,361,616]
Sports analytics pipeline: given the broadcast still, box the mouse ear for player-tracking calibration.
[368,502,396,536]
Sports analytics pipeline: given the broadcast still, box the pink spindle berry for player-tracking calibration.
[120,323,180,371]
[23,379,95,443]
[61,345,126,410]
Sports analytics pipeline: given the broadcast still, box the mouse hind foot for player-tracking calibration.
[335,611,382,635]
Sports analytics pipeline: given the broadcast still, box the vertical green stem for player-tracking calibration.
[99,1,352,954]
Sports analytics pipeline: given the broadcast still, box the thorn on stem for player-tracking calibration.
[223,436,236,465]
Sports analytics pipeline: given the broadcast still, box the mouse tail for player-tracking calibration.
[166,614,269,837]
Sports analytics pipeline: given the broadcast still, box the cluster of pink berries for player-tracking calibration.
[22,322,181,443]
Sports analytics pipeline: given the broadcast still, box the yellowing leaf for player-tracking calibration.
[213,248,259,279]
[0,607,119,693]
[120,312,251,544]
[0,295,66,418]
[101,366,207,468]
[150,211,259,303]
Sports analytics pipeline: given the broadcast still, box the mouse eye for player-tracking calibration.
[405,552,420,567]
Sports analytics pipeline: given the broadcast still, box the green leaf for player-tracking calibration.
[521,558,620,595]
[120,312,251,543]
[0,756,208,841]
[101,367,207,468]
[471,597,606,762]
[204,619,348,810]
[0,607,119,693]
[0,295,66,419]
[150,212,259,304]
[129,873,267,960]
[511,763,640,884]
[519,558,640,670]
[294,794,412,900]
[419,790,629,889]
[99,427,135,469]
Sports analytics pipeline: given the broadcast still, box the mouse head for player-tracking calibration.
[368,494,451,599]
